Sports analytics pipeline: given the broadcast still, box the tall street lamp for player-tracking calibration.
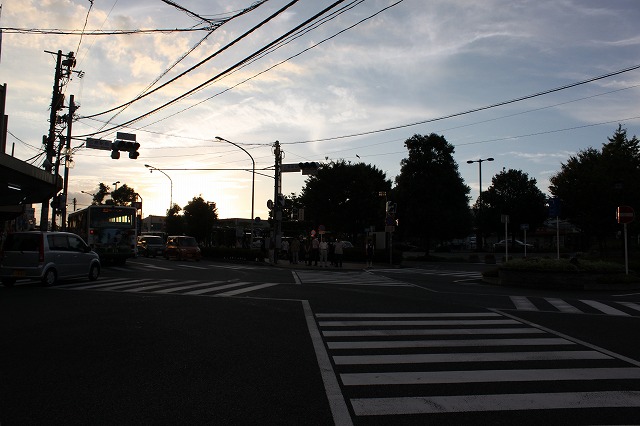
[145,164,173,212]
[112,181,120,191]
[467,157,494,250]
[215,136,255,246]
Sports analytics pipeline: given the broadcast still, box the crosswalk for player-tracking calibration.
[315,311,640,421]
[377,267,483,280]
[111,261,265,273]
[509,295,640,317]
[294,270,412,287]
[53,277,278,297]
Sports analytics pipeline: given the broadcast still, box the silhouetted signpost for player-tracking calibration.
[617,205,635,274]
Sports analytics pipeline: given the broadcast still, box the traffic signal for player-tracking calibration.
[298,162,319,175]
[386,201,397,214]
[110,140,140,160]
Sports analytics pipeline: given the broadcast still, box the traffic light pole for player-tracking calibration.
[273,140,282,264]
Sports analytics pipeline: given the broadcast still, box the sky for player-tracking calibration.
[1,0,639,223]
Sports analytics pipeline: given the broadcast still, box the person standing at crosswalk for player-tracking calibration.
[319,238,329,267]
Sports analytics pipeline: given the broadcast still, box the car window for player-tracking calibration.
[179,238,197,247]
[68,235,86,252]
[145,237,163,244]
[3,234,39,251]
[47,234,69,251]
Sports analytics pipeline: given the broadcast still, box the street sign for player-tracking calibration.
[85,138,112,150]
[617,205,635,224]
[281,163,301,173]
[520,223,529,231]
[116,132,136,141]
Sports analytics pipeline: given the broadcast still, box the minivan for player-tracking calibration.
[0,231,101,287]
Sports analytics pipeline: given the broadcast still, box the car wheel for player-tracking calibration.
[2,278,16,287]
[42,269,57,287]
[89,264,100,281]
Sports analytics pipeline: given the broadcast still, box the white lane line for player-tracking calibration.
[617,301,640,312]
[302,301,353,426]
[154,281,217,294]
[176,264,208,270]
[316,312,500,318]
[340,367,640,386]
[333,350,611,365]
[217,283,278,296]
[545,297,583,314]
[123,280,183,292]
[326,338,573,349]
[351,391,640,416]
[580,300,630,316]
[292,271,301,285]
[510,296,538,311]
[318,319,519,327]
[184,281,251,295]
[322,327,544,337]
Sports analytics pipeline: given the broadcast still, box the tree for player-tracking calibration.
[165,203,184,236]
[91,182,137,206]
[549,125,640,249]
[393,133,472,251]
[299,160,392,239]
[111,184,137,206]
[475,169,547,242]
[183,196,218,245]
[92,183,110,205]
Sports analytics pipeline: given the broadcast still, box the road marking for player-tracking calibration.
[333,350,611,365]
[216,283,279,296]
[292,271,301,285]
[618,301,640,312]
[510,296,538,311]
[181,281,242,295]
[316,312,500,318]
[545,297,583,313]
[327,337,573,349]
[580,300,630,316]
[322,327,544,337]
[351,391,640,415]
[176,264,208,270]
[340,367,640,386]
[302,301,353,426]
[319,319,519,327]
[154,280,216,294]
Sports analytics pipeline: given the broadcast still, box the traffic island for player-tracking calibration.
[484,258,640,290]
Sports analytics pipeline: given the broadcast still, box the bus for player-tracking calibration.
[68,205,137,264]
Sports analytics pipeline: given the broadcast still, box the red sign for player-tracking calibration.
[617,205,635,224]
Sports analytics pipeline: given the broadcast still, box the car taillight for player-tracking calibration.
[39,233,45,263]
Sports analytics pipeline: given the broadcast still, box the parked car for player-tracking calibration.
[493,239,534,252]
[137,235,166,257]
[164,235,201,261]
[0,231,100,287]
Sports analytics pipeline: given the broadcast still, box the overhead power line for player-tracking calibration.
[285,63,640,144]
[0,27,215,35]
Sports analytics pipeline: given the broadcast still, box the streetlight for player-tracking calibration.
[145,164,173,212]
[80,190,96,197]
[112,181,120,191]
[466,157,494,250]
[215,136,255,247]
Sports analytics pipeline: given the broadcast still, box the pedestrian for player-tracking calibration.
[304,238,312,265]
[281,238,290,263]
[291,238,300,264]
[311,236,320,266]
[319,238,329,267]
[333,238,344,267]
[365,238,375,268]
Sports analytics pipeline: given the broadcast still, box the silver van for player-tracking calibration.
[0,231,101,287]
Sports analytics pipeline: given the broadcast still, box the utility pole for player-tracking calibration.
[273,140,282,264]
[61,95,76,230]
[40,50,63,231]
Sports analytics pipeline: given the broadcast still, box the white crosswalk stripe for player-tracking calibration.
[314,311,640,420]
[51,277,278,297]
[294,270,411,287]
[377,268,483,279]
[508,296,640,317]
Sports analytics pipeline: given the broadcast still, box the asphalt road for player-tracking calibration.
[1,257,639,425]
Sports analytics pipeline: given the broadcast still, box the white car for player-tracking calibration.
[0,231,100,287]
